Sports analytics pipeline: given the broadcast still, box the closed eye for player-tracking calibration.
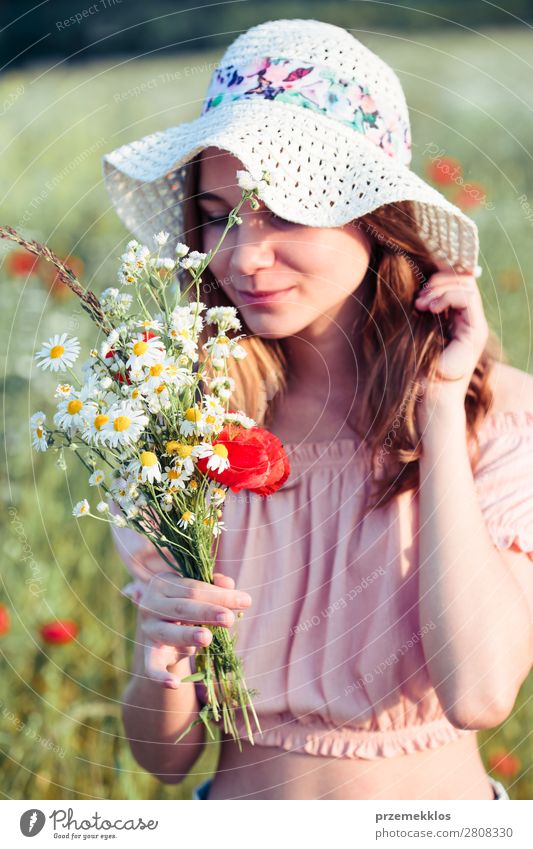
[199,209,294,227]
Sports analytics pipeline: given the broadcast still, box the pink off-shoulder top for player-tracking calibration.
[111,410,533,759]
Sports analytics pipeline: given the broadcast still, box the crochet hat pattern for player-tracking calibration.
[102,18,479,273]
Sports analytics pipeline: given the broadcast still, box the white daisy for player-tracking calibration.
[30,411,48,452]
[154,231,170,246]
[208,485,227,506]
[236,169,270,194]
[125,334,165,370]
[192,441,230,473]
[54,383,74,399]
[54,393,98,434]
[127,451,162,485]
[100,402,148,448]
[224,411,256,428]
[177,510,196,529]
[111,513,127,527]
[88,469,105,486]
[180,251,208,271]
[179,406,203,437]
[206,306,241,332]
[96,500,109,513]
[202,334,233,362]
[175,242,190,258]
[35,333,80,372]
[209,376,235,401]
[212,520,226,537]
[73,499,90,518]
[161,465,190,490]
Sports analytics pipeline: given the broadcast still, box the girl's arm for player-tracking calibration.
[417,405,533,730]
[121,612,206,783]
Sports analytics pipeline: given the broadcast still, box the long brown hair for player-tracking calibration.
[177,153,504,514]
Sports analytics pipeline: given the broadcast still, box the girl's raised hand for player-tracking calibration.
[414,262,489,415]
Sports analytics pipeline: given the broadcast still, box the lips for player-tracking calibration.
[235,286,296,305]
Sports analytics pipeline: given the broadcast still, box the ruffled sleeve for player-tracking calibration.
[109,501,175,604]
[473,410,533,561]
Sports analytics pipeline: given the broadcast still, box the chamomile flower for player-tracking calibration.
[88,469,105,486]
[30,411,48,451]
[154,231,170,247]
[175,242,190,258]
[202,334,233,362]
[192,441,231,473]
[96,501,109,513]
[224,411,256,428]
[236,169,270,194]
[208,485,227,506]
[211,519,226,537]
[54,392,98,435]
[73,499,90,518]
[179,406,203,437]
[100,402,148,448]
[125,334,165,370]
[127,451,162,485]
[153,257,176,271]
[177,510,196,529]
[161,465,190,490]
[206,306,241,332]
[35,333,80,372]
[180,250,207,271]
[209,375,235,401]
[54,383,74,399]
[137,318,164,333]
[160,492,174,512]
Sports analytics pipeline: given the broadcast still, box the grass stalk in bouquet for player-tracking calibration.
[0,167,291,750]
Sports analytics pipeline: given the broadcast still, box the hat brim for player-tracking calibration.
[102,98,478,272]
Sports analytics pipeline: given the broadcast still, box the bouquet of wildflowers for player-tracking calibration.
[0,169,290,749]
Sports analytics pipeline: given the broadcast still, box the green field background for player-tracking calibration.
[1,27,532,799]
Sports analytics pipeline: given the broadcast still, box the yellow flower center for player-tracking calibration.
[140,451,158,467]
[213,444,229,459]
[131,389,139,399]
[155,383,167,394]
[67,399,83,415]
[114,415,131,432]
[50,345,65,359]
[166,440,180,454]
[181,511,193,522]
[150,363,164,376]
[94,414,109,431]
[213,487,225,499]
[188,480,198,490]
[205,415,216,424]
[217,336,230,345]
[185,407,202,422]
[176,444,193,458]
[167,469,179,480]
[133,340,148,356]
[36,426,43,438]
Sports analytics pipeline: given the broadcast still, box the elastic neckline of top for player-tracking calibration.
[281,408,533,451]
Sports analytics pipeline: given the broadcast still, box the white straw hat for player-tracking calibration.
[102,18,479,274]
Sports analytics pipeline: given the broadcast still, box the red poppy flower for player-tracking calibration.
[195,422,290,496]
[425,156,463,186]
[40,619,79,645]
[487,749,521,779]
[0,603,10,637]
[6,250,40,276]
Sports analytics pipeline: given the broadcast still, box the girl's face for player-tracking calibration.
[197,147,372,340]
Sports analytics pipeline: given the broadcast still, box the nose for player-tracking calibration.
[228,212,276,277]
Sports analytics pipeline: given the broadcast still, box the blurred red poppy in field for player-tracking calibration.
[487,749,521,778]
[195,422,291,496]
[5,250,40,276]
[0,603,10,636]
[39,254,84,300]
[39,619,79,644]
[452,182,489,210]
[425,156,463,186]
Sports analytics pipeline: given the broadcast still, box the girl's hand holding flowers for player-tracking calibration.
[0,167,286,750]
[414,262,488,427]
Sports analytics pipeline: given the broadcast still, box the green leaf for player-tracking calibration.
[180,672,205,683]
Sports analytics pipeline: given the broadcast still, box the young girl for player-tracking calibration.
[103,19,533,800]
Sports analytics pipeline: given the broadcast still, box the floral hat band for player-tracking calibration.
[200,55,412,167]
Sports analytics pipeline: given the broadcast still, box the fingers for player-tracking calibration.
[143,619,213,650]
[415,289,473,312]
[143,640,183,689]
[147,596,238,628]
[213,572,235,589]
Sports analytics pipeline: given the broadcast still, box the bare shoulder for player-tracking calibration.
[487,360,533,415]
